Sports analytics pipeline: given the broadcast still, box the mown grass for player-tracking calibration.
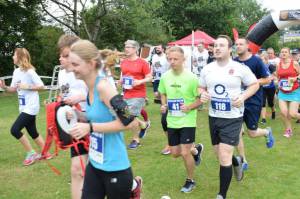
[0,88,300,199]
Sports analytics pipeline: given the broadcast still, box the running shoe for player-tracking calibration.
[233,155,244,181]
[260,118,266,124]
[139,121,150,138]
[128,140,141,149]
[180,179,196,193]
[23,152,39,166]
[130,176,143,199]
[283,128,292,138]
[161,146,171,155]
[193,143,204,166]
[242,162,248,171]
[38,152,53,160]
[266,127,275,148]
[216,194,224,199]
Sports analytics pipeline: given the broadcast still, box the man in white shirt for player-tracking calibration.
[151,44,169,103]
[267,47,280,66]
[199,35,259,199]
[192,42,209,77]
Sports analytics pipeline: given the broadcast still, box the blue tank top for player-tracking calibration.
[86,76,130,171]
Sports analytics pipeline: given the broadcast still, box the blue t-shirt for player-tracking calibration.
[234,55,268,106]
[262,63,275,89]
[86,76,130,171]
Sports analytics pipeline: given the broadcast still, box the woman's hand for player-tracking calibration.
[69,123,90,140]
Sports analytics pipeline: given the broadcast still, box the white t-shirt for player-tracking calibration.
[199,59,257,118]
[151,54,169,81]
[58,69,88,110]
[10,68,44,115]
[268,57,280,66]
[192,49,209,76]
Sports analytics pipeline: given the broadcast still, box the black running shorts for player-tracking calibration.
[209,116,243,146]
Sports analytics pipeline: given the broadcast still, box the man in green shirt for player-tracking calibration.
[158,46,203,193]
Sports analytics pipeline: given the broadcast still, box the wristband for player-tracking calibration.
[89,122,94,133]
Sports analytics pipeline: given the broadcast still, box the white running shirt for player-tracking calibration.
[10,68,44,115]
[151,54,169,81]
[58,69,88,110]
[199,59,257,118]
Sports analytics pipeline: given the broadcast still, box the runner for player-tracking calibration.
[56,34,88,199]
[199,35,259,199]
[120,40,152,149]
[158,46,204,193]
[0,48,50,166]
[235,38,275,170]
[68,39,141,199]
[276,47,300,137]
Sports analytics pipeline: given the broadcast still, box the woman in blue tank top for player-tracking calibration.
[67,40,142,199]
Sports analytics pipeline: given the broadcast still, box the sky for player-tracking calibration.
[257,0,300,11]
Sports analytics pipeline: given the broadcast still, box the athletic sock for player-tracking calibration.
[232,156,239,166]
[219,165,232,199]
[131,179,138,191]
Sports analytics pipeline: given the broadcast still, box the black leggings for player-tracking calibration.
[262,87,276,108]
[11,112,39,140]
[82,163,133,199]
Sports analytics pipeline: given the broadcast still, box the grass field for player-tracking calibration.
[1,88,300,199]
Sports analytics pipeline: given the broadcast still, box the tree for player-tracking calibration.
[39,0,111,42]
[0,0,41,76]
[31,26,64,77]
[81,0,172,49]
[158,0,267,40]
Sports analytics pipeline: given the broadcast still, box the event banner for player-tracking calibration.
[280,10,300,21]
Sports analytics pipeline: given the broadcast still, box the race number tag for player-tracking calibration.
[122,76,133,89]
[167,98,185,117]
[89,133,104,164]
[18,95,26,106]
[211,97,231,112]
[279,79,293,91]
[154,71,161,79]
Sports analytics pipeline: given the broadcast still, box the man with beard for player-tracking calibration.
[234,38,275,170]
[151,44,169,103]
[207,43,216,64]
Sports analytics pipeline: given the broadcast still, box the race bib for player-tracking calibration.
[279,79,293,91]
[18,95,26,106]
[211,97,231,112]
[167,98,185,117]
[89,133,104,164]
[122,76,133,89]
[154,71,161,79]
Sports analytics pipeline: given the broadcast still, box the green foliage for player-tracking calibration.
[159,0,267,40]
[30,26,63,77]
[280,40,300,50]
[261,32,281,52]
[0,0,41,76]
[80,0,173,50]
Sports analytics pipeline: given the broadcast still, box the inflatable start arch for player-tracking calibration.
[246,9,300,54]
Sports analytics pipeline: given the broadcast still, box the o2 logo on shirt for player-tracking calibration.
[214,84,226,95]
[212,84,231,112]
